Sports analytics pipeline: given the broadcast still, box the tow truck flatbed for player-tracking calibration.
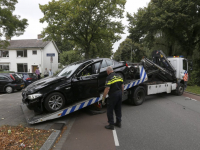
[22,66,147,124]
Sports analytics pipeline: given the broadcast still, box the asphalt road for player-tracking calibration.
[116,93,200,150]
[1,91,200,150]
[53,92,200,150]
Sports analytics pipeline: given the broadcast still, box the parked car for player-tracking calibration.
[22,58,129,113]
[0,73,25,93]
[17,72,37,87]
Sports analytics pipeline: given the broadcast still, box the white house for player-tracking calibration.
[0,37,60,75]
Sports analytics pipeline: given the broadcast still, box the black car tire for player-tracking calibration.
[44,92,65,113]
[5,86,13,93]
[128,86,145,106]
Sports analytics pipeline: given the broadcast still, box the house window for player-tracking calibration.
[17,50,27,57]
[0,64,9,71]
[17,63,28,72]
[0,50,9,57]
[32,50,37,55]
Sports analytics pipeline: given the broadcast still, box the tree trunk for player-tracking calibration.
[84,45,90,59]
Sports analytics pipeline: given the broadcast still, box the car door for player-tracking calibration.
[0,75,9,92]
[71,60,102,100]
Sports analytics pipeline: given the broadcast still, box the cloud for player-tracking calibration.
[113,0,150,52]
[12,0,50,39]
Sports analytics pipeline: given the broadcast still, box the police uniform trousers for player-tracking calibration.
[107,90,122,125]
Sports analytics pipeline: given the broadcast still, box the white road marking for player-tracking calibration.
[191,99,197,101]
[185,97,197,101]
[113,129,119,146]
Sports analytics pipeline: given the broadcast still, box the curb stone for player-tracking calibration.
[40,130,61,150]
[40,113,78,150]
[52,112,78,150]
[184,91,200,97]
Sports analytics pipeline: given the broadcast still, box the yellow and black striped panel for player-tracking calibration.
[106,75,123,86]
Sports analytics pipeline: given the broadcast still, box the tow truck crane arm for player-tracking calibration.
[140,50,177,82]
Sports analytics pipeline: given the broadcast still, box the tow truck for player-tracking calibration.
[21,50,188,124]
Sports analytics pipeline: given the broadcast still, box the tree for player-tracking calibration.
[0,0,28,48]
[59,50,83,66]
[39,0,126,58]
[127,0,200,57]
[113,38,145,62]
[89,40,113,58]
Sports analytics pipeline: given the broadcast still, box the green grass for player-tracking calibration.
[185,85,200,95]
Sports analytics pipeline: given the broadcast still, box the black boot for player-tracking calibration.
[114,122,121,128]
[105,125,114,130]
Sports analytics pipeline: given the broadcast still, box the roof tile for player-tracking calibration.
[7,39,50,49]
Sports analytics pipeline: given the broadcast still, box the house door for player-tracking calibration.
[32,65,38,73]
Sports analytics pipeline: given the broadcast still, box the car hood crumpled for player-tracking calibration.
[24,76,66,94]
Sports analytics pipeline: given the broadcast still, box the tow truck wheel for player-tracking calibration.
[129,86,145,106]
[175,83,184,96]
[44,92,65,113]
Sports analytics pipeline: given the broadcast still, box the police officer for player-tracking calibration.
[102,66,124,130]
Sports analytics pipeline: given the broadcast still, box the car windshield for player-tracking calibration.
[13,74,22,80]
[17,74,23,78]
[57,64,81,78]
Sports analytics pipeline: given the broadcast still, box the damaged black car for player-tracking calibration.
[22,58,129,113]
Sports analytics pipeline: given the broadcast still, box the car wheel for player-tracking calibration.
[5,86,13,93]
[44,92,65,113]
[129,86,145,106]
[116,72,124,81]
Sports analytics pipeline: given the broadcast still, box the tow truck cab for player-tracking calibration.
[167,56,188,88]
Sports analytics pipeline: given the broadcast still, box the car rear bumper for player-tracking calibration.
[14,83,25,90]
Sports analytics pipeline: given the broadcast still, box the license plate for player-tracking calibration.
[21,85,24,87]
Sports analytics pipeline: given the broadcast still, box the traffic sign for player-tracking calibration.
[46,53,55,57]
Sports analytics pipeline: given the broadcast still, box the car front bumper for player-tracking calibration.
[22,92,41,110]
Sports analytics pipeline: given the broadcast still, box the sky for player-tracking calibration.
[13,0,150,52]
